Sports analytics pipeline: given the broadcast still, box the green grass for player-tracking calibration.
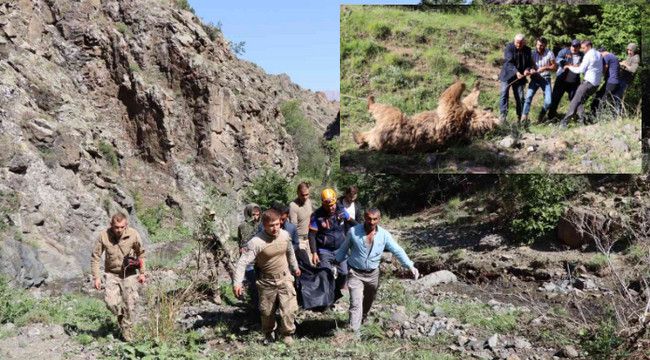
[98,140,119,169]
[376,279,430,315]
[435,299,523,333]
[585,253,609,272]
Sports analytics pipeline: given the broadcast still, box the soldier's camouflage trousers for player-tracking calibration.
[105,272,139,337]
[257,274,298,336]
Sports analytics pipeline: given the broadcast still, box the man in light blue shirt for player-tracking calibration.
[560,40,603,128]
[335,208,419,333]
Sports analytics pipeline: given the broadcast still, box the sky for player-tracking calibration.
[188,1,420,94]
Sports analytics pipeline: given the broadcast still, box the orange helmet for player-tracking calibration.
[321,188,337,205]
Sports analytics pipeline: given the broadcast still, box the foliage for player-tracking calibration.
[500,175,588,243]
[436,299,523,333]
[98,140,119,169]
[243,168,292,210]
[0,276,34,324]
[137,203,192,243]
[585,253,608,272]
[281,100,330,181]
[0,190,19,232]
[580,316,627,360]
[230,40,246,56]
[201,21,221,41]
[174,0,195,14]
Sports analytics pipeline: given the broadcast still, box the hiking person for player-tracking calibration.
[548,39,584,121]
[590,47,621,116]
[91,213,146,342]
[309,188,357,300]
[615,42,640,113]
[199,208,235,305]
[233,209,301,345]
[521,37,556,123]
[335,208,419,334]
[236,203,261,307]
[559,40,603,128]
[289,182,314,264]
[498,34,533,123]
[337,185,363,229]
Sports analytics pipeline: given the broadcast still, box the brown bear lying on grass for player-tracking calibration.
[353,80,502,153]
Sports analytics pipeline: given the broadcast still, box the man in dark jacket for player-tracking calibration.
[309,188,357,300]
[498,34,533,123]
[591,47,621,117]
[548,39,584,121]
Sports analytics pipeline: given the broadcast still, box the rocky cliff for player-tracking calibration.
[0,0,338,287]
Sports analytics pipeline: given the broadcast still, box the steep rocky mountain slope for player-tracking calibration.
[0,0,338,287]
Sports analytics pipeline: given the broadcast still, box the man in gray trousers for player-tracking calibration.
[559,40,603,128]
[335,208,419,334]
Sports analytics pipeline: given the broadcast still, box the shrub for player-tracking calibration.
[174,0,195,14]
[580,317,627,360]
[201,21,221,41]
[244,168,292,210]
[0,190,19,232]
[98,140,119,169]
[0,276,34,324]
[370,22,392,40]
[585,253,608,272]
[501,175,588,244]
[280,100,329,180]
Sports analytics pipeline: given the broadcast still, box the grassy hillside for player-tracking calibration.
[340,5,642,173]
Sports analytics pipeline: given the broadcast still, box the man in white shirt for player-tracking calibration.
[559,40,603,128]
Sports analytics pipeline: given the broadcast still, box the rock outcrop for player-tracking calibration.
[0,0,337,286]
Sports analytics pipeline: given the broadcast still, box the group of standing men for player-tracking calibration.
[230,183,419,345]
[499,34,640,128]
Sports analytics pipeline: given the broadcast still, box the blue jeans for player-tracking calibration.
[523,76,552,116]
[499,78,526,118]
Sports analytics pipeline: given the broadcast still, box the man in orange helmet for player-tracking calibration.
[308,188,357,300]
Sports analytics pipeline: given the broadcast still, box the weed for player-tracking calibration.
[580,317,628,360]
[174,0,195,14]
[625,244,649,264]
[436,299,522,333]
[98,140,119,169]
[115,22,130,35]
[377,279,429,315]
[243,168,292,210]
[201,21,221,41]
[129,63,141,73]
[370,22,392,40]
[585,253,608,272]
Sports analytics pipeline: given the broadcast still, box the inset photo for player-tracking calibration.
[340,4,644,174]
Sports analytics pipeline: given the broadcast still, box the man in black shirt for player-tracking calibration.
[498,34,533,124]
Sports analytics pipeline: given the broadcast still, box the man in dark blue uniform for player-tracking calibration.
[309,188,357,300]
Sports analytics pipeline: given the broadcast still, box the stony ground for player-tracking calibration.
[2,202,647,360]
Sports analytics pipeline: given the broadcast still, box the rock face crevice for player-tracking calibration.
[0,0,338,287]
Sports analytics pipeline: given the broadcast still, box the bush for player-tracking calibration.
[0,190,19,232]
[174,0,195,14]
[0,276,34,324]
[280,100,330,180]
[98,140,119,169]
[501,175,588,243]
[580,316,627,360]
[244,168,292,210]
[370,22,392,40]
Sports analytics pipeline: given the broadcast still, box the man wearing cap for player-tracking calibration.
[615,43,640,113]
[336,208,419,334]
[521,37,556,124]
[591,47,621,116]
[548,39,584,121]
[309,188,357,300]
[498,34,534,123]
[289,182,314,265]
[560,40,603,128]
[91,212,146,342]
[233,209,301,345]
[199,208,235,305]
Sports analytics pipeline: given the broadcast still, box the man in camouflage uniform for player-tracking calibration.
[236,203,261,307]
[91,212,146,342]
[200,208,235,305]
[233,209,301,345]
